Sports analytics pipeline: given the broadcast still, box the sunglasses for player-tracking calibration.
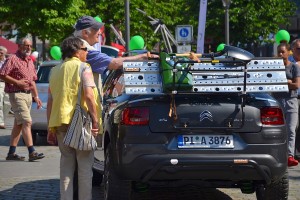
[80,47,88,52]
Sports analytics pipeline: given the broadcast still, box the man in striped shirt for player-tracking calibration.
[0,37,45,162]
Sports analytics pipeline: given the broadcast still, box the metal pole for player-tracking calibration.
[225,7,229,45]
[125,0,130,51]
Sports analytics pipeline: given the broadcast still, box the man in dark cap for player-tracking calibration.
[74,15,158,75]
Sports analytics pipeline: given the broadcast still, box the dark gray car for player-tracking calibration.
[101,46,289,200]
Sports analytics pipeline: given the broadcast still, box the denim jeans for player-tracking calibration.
[277,97,298,157]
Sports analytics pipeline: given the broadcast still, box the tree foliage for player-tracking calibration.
[0,0,90,45]
[96,0,296,50]
[0,0,297,53]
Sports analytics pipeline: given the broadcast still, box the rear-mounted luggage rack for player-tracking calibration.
[123,51,288,96]
[122,45,288,127]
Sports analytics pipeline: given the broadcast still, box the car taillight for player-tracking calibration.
[121,107,149,125]
[261,107,284,125]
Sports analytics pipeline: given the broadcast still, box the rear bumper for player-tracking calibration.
[31,120,48,136]
[113,144,287,184]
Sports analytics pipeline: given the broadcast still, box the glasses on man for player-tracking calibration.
[80,47,88,52]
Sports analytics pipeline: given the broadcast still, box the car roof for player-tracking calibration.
[39,60,62,67]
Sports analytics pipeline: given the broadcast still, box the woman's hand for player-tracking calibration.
[91,120,100,137]
[47,129,57,145]
[91,129,99,137]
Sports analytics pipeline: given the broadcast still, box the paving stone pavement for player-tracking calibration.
[0,114,300,200]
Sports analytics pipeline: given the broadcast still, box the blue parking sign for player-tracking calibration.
[176,25,193,43]
[179,28,189,38]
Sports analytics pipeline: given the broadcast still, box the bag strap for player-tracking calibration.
[76,62,101,104]
[76,62,86,104]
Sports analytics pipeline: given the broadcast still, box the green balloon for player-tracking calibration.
[217,43,225,52]
[94,16,102,23]
[50,46,62,60]
[275,30,290,44]
[129,35,145,50]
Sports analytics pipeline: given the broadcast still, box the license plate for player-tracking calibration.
[178,135,234,149]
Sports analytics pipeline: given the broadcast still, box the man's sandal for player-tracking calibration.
[6,153,25,161]
[29,151,45,162]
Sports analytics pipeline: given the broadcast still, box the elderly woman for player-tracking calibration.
[47,36,101,200]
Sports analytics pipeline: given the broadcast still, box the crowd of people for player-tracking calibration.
[0,15,300,199]
[0,15,157,200]
[48,16,158,200]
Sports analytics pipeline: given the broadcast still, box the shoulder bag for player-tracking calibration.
[63,63,97,151]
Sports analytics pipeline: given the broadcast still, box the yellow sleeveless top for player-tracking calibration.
[48,57,102,133]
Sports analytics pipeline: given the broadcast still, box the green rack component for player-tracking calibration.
[160,52,193,92]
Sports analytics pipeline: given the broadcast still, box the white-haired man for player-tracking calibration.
[0,38,45,161]
[73,16,158,76]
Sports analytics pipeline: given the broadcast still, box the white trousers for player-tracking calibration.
[0,82,10,126]
[56,125,94,200]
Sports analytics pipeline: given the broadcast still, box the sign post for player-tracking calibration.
[197,0,207,53]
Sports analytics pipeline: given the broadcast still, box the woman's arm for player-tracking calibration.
[82,67,99,137]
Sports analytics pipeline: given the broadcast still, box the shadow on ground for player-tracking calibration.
[0,179,59,200]
[0,134,51,147]
[0,179,102,200]
[0,134,24,146]
[132,186,234,200]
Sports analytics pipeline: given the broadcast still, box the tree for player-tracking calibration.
[0,0,297,55]
[205,0,297,45]
[96,0,296,51]
[0,0,92,59]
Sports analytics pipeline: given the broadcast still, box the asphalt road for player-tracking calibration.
[0,114,300,200]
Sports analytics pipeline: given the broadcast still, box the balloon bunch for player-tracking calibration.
[50,46,62,60]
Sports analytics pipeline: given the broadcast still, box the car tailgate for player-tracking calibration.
[148,95,262,133]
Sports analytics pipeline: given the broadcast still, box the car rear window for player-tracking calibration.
[36,66,54,83]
